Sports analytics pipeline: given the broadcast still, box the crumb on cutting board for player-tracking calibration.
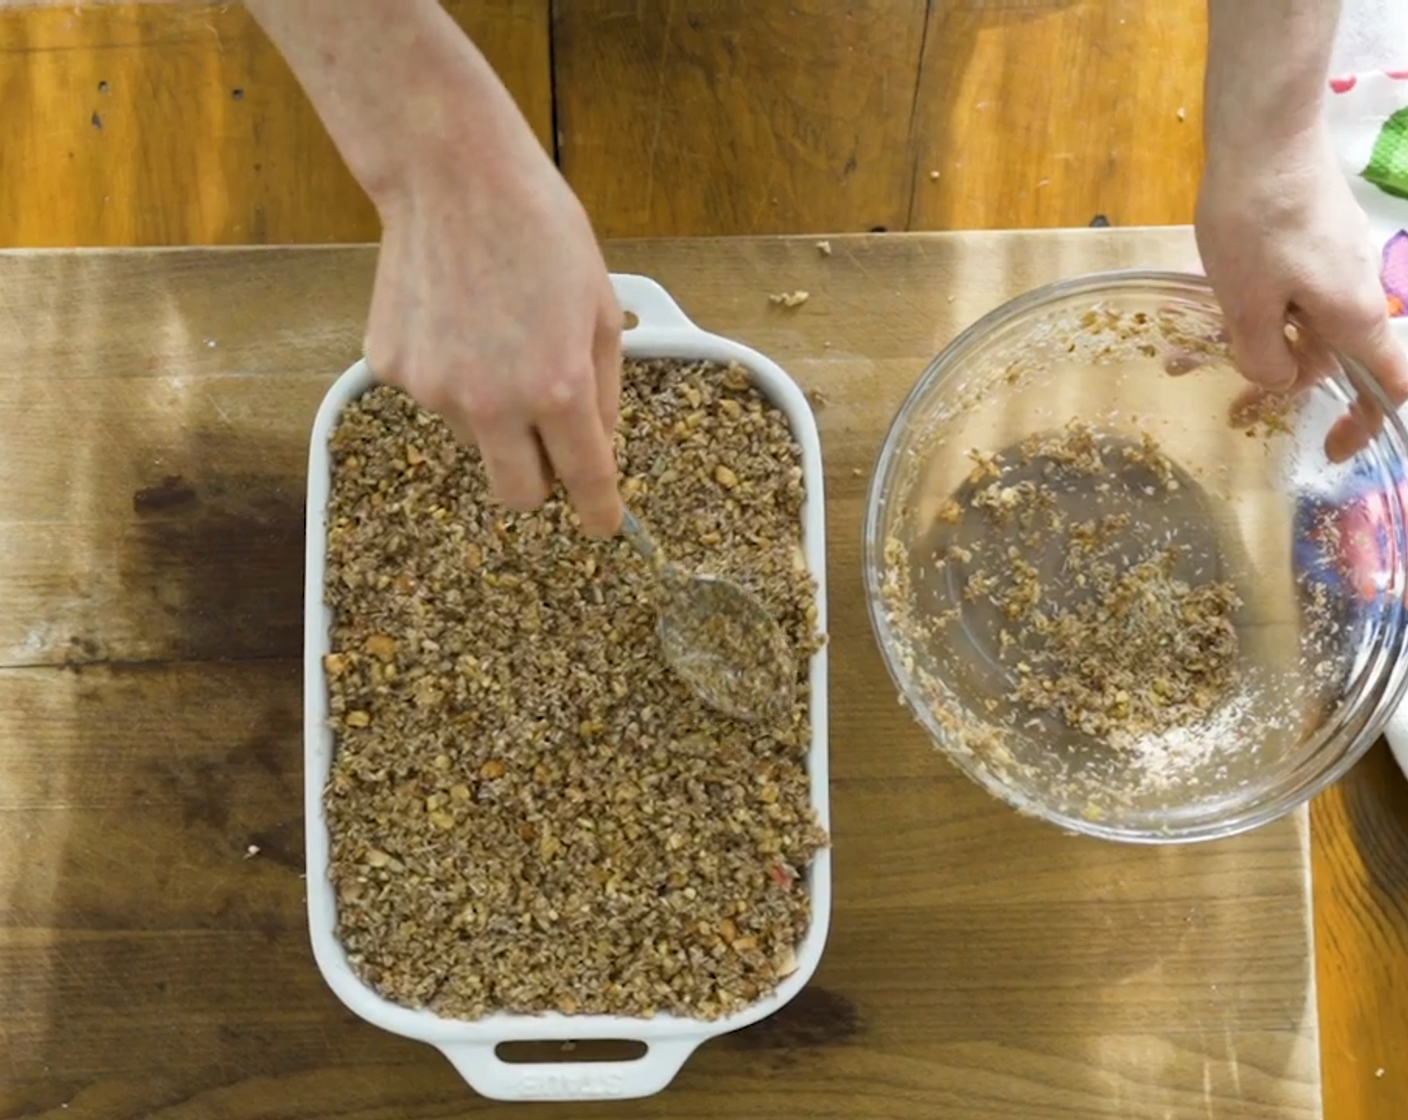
[768,290,810,309]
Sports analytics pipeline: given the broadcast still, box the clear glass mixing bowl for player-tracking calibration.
[864,271,1408,842]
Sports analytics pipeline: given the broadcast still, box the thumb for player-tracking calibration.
[1340,311,1408,406]
[1322,312,1408,462]
[1224,304,1298,391]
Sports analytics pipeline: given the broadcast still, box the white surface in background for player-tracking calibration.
[1332,0,1408,75]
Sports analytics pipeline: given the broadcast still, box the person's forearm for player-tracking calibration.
[1205,0,1340,159]
[243,0,536,200]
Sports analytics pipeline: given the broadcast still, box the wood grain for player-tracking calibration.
[552,0,1205,237]
[0,1,1399,1115]
[1311,745,1408,1120]
[2,0,1207,241]
[907,1,1205,230]
[0,0,552,247]
[552,0,929,237]
[0,233,1320,1118]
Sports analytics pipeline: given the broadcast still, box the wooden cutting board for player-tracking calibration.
[0,229,1320,1119]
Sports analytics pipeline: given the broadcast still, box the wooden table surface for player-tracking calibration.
[0,0,1205,245]
[0,228,1340,1118]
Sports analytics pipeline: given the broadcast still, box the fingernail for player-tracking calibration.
[1325,423,1359,464]
[583,508,624,538]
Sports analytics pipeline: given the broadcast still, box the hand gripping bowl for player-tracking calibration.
[865,270,1408,844]
[303,276,830,1101]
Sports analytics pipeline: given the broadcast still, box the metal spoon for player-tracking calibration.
[620,508,797,723]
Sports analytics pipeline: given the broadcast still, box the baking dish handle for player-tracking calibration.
[437,1036,700,1101]
[611,273,698,332]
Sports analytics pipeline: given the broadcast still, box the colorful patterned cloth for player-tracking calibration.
[1324,70,1408,316]
[1306,65,1408,776]
[1324,9,1408,782]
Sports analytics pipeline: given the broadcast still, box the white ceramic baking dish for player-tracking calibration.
[303,274,831,1102]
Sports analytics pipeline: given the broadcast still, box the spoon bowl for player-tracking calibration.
[621,509,796,723]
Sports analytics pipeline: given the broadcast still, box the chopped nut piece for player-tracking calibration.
[935,499,963,524]
[965,448,1003,484]
[767,290,810,308]
[815,240,832,256]
[971,480,1035,521]
[364,634,398,661]
[722,366,750,392]
[714,464,739,489]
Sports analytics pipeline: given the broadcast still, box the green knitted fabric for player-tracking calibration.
[1364,106,1408,200]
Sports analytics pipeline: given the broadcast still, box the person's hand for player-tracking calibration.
[1196,121,1408,461]
[363,134,624,535]
[239,0,623,530]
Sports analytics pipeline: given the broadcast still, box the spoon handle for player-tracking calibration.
[620,508,660,565]
[620,507,683,584]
